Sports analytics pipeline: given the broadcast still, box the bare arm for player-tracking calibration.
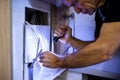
[61,22,120,68]
[68,36,94,50]
[40,22,120,68]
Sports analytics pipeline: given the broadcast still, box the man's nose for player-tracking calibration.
[73,6,81,14]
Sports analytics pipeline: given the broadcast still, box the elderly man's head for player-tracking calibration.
[63,0,105,15]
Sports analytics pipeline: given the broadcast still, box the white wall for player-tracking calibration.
[69,7,96,41]
[65,8,96,80]
[12,0,50,80]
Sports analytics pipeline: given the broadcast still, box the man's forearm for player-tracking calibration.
[59,22,120,68]
[60,42,111,68]
[68,37,93,50]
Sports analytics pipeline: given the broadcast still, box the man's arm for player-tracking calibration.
[61,22,120,68]
[68,36,94,50]
[39,22,120,68]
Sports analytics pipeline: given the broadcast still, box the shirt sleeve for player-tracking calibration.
[103,0,120,23]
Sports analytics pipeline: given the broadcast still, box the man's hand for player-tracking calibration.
[54,25,72,44]
[39,51,63,68]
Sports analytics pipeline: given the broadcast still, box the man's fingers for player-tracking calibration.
[54,30,63,37]
[39,54,45,59]
[39,58,50,63]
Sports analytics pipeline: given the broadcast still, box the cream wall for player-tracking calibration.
[0,0,12,80]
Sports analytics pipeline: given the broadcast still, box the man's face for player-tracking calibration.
[63,0,98,15]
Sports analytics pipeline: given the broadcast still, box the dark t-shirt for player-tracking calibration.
[95,0,120,38]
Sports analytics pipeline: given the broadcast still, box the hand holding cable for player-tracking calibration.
[54,25,72,44]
